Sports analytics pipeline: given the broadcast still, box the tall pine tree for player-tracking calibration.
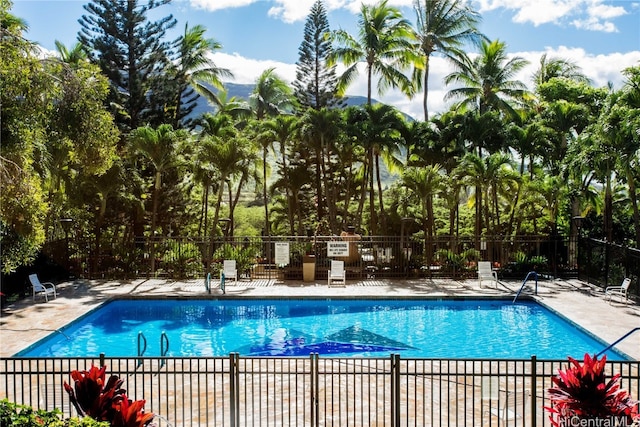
[293,0,343,111]
[78,0,177,133]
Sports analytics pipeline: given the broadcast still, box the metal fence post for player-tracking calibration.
[230,352,239,427]
[310,353,319,427]
[391,354,401,427]
[531,355,537,426]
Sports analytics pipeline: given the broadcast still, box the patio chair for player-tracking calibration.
[605,277,632,304]
[328,260,346,287]
[486,388,530,424]
[478,261,498,288]
[29,274,57,302]
[221,260,237,283]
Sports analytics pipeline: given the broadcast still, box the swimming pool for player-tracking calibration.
[17,298,627,359]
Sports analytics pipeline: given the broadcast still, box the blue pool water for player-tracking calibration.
[17,299,627,359]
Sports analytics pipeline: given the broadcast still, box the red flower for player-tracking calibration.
[545,354,639,427]
[111,398,155,427]
[64,365,154,426]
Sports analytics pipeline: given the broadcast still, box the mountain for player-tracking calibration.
[188,82,412,121]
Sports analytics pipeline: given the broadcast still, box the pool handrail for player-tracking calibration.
[596,327,640,358]
[160,331,169,367]
[137,331,147,367]
[513,271,538,303]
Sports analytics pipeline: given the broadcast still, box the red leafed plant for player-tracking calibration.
[64,365,154,427]
[546,354,639,427]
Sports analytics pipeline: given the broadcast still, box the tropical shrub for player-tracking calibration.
[0,399,108,426]
[546,354,639,427]
[159,240,201,279]
[212,243,258,276]
[64,365,154,427]
[435,248,480,271]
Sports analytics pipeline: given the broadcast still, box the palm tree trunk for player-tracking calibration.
[375,154,386,232]
[280,142,295,235]
[263,147,270,237]
[627,169,640,247]
[356,163,369,231]
[423,58,430,121]
[150,171,161,275]
[369,150,377,235]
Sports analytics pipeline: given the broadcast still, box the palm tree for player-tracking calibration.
[250,68,295,239]
[129,124,187,273]
[412,0,485,120]
[533,53,590,89]
[401,164,442,241]
[250,68,295,120]
[212,88,252,121]
[259,115,301,234]
[193,112,238,236]
[300,108,343,232]
[54,40,88,67]
[329,0,419,105]
[445,39,530,120]
[359,104,407,234]
[172,23,233,128]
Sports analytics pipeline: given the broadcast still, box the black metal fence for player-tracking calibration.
[1,356,638,427]
[49,234,577,282]
[578,238,640,298]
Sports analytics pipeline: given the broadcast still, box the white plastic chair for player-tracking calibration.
[489,389,530,424]
[328,260,346,287]
[605,277,632,303]
[478,261,498,288]
[29,274,57,302]
[221,260,237,283]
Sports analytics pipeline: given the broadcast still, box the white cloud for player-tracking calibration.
[475,0,628,31]
[267,0,317,23]
[212,47,640,119]
[515,46,640,90]
[189,0,258,12]
[210,52,297,84]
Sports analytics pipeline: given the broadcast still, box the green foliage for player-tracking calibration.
[232,205,264,236]
[435,248,480,271]
[293,0,342,110]
[212,243,258,276]
[159,240,202,279]
[508,251,548,272]
[0,399,109,427]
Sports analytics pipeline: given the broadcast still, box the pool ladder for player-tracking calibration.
[137,331,170,368]
[512,271,538,303]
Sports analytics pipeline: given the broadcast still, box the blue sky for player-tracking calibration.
[11,0,640,119]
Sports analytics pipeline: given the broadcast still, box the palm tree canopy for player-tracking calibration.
[250,67,296,120]
[533,53,591,89]
[329,0,420,103]
[176,23,233,108]
[54,40,88,66]
[412,0,485,120]
[445,39,531,119]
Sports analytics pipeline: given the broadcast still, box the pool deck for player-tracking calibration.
[0,277,638,359]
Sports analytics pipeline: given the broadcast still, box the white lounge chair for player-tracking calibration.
[488,389,530,424]
[221,260,237,283]
[605,277,632,304]
[478,261,498,288]
[29,274,57,302]
[328,260,346,287]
